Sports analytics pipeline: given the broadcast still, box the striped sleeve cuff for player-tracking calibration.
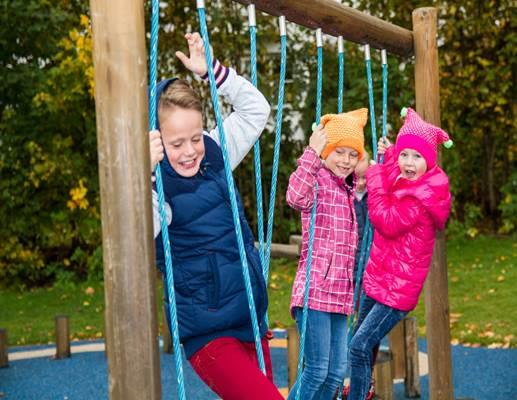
[201,59,230,89]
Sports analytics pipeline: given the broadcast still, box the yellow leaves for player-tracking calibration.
[450,313,462,324]
[33,92,52,107]
[496,275,505,282]
[477,57,492,68]
[26,141,56,188]
[67,179,89,210]
[466,227,479,238]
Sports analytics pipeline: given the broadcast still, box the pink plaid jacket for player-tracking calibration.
[286,147,358,316]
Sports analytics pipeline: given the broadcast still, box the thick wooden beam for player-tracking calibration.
[89,0,161,398]
[413,7,454,400]
[234,0,413,56]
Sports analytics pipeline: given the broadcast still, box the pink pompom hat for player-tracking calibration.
[395,107,453,168]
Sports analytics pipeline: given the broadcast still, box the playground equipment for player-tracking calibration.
[55,315,71,360]
[0,329,8,368]
[88,0,454,399]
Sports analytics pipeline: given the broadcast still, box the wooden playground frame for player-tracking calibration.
[88,0,453,399]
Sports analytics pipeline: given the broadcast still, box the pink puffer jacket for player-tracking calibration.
[363,147,451,311]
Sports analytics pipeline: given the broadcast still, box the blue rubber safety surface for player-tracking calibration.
[1,337,516,399]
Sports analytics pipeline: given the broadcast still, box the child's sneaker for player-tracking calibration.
[333,384,349,400]
[335,381,373,400]
[365,381,375,400]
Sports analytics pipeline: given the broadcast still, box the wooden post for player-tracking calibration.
[413,7,454,400]
[388,319,406,379]
[89,0,161,398]
[404,317,421,397]
[287,326,300,390]
[55,316,71,359]
[161,304,173,354]
[373,350,393,400]
[0,329,8,368]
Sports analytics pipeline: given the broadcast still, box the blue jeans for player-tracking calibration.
[288,308,349,400]
[348,294,408,400]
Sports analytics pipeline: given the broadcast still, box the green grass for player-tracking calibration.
[0,282,106,345]
[1,234,515,348]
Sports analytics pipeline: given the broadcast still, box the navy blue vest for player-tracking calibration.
[155,135,268,358]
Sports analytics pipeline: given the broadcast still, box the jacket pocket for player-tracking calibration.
[173,253,219,310]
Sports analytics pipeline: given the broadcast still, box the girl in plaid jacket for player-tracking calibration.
[286,109,368,400]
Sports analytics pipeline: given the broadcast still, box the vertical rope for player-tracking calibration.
[264,19,287,284]
[248,6,265,270]
[348,45,389,344]
[294,29,323,400]
[381,49,388,164]
[364,45,378,160]
[315,33,323,124]
[338,36,344,113]
[197,4,266,375]
[294,184,318,400]
[149,0,186,398]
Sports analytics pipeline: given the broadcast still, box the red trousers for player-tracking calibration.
[189,336,284,400]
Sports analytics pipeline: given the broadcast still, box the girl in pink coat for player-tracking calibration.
[348,108,452,400]
[286,109,367,400]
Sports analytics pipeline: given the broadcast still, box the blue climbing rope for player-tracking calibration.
[364,45,379,161]
[264,17,287,284]
[248,5,266,269]
[294,28,323,400]
[349,45,390,337]
[337,36,344,113]
[315,30,323,124]
[381,49,388,164]
[197,2,266,375]
[149,0,186,398]
[294,184,318,400]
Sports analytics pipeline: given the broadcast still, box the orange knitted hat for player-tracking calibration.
[320,108,368,160]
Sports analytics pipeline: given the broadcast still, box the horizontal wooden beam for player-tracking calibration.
[233,0,413,56]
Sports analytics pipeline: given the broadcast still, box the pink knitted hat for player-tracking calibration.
[395,107,453,168]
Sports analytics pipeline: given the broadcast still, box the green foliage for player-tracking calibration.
[1,1,99,286]
[498,170,517,234]
[1,0,515,286]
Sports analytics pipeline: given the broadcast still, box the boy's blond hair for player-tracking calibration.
[158,79,202,123]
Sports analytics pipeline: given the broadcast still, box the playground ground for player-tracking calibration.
[1,330,516,400]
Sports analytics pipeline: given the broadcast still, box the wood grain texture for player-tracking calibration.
[234,0,413,56]
[89,0,161,398]
[413,7,454,400]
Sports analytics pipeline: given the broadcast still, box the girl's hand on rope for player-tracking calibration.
[377,137,392,155]
[309,124,327,157]
[149,130,164,170]
[175,32,211,77]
